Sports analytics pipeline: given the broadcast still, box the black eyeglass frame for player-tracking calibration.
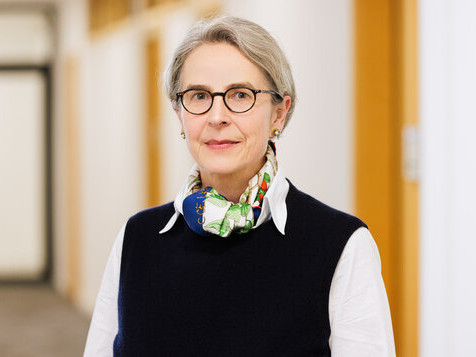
[176,86,283,115]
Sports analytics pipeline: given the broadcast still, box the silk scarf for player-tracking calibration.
[182,144,278,237]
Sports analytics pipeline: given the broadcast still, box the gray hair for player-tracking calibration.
[164,15,296,128]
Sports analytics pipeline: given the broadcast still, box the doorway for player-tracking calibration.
[0,6,54,282]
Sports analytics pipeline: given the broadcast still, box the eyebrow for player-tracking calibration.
[183,82,257,92]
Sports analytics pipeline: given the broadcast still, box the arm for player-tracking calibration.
[83,224,125,357]
[328,227,396,356]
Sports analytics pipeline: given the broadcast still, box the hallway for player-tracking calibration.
[1,284,90,356]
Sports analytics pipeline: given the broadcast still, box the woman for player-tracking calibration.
[85,16,395,356]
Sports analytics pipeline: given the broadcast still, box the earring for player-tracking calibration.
[271,128,281,138]
[180,131,186,139]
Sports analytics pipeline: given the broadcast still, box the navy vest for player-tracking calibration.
[114,182,366,356]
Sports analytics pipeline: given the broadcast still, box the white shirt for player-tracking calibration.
[84,168,396,356]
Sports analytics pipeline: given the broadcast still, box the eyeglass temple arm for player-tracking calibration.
[257,89,283,100]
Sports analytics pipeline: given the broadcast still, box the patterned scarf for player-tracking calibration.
[182,144,278,237]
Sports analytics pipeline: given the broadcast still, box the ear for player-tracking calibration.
[271,95,291,130]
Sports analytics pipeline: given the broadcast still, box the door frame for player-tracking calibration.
[0,65,53,284]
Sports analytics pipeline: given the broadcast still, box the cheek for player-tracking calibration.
[183,117,202,139]
[242,118,272,151]
[252,112,273,140]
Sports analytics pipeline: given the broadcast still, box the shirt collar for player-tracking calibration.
[159,165,289,236]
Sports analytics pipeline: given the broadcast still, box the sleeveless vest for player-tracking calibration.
[114,182,366,356]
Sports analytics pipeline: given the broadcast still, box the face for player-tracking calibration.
[175,42,291,184]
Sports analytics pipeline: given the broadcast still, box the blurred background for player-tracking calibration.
[0,0,475,356]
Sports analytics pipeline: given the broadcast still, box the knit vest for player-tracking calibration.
[113,182,366,356]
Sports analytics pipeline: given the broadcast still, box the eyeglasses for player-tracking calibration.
[176,86,282,115]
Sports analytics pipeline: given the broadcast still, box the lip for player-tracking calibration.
[205,139,240,150]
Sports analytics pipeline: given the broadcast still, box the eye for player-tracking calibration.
[191,91,209,101]
[228,88,253,101]
[235,91,250,99]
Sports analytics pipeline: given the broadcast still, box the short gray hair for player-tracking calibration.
[164,15,296,128]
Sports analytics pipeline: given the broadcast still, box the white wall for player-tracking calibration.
[159,9,198,203]
[54,0,146,312]
[419,0,476,355]
[224,0,354,212]
[0,11,53,64]
[53,0,88,304]
[79,26,146,312]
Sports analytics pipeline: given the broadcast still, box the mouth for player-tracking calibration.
[205,139,240,150]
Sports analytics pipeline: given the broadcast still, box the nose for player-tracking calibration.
[206,95,230,126]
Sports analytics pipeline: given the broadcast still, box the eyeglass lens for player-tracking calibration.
[181,87,256,114]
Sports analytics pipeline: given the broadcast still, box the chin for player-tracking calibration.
[200,162,240,177]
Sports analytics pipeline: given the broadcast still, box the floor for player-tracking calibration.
[0,284,90,357]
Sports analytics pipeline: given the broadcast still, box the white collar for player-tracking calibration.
[159,165,289,236]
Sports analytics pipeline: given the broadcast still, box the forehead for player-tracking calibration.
[181,42,267,89]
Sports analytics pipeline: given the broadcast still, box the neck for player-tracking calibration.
[200,157,266,203]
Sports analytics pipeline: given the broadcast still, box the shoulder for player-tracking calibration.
[286,180,367,231]
[120,202,176,253]
[126,201,175,230]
